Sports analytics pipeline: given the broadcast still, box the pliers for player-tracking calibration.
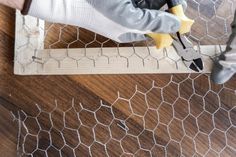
[172,33,203,72]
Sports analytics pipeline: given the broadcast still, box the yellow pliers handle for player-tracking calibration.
[148,4,194,49]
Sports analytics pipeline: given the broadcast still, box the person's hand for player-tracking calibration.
[0,0,25,10]
[211,11,236,84]
[23,0,182,43]
[132,0,187,11]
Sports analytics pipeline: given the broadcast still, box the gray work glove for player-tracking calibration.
[23,0,183,43]
[211,11,236,84]
[132,0,187,11]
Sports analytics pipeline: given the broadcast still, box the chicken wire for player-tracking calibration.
[14,0,236,75]
[43,0,235,48]
[12,0,236,156]
[13,74,236,157]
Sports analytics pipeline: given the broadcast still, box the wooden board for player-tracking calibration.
[1,4,236,157]
[14,11,225,75]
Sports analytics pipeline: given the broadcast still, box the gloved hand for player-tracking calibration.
[132,0,187,11]
[22,0,183,43]
[211,11,236,84]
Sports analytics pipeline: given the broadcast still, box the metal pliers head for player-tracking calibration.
[172,33,203,72]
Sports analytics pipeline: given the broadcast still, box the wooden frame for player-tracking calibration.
[14,11,225,75]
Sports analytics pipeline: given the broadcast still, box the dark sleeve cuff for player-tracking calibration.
[21,0,32,15]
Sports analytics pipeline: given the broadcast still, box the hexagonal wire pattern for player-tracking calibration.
[14,74,236,157]
[14,0,235,74]
[13,0,236,156]
[43,0,235,47]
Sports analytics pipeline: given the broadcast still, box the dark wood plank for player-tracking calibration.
[0,2,236,157]
[0,105,17,157]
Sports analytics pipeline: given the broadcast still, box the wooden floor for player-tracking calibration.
[1,1,236,157]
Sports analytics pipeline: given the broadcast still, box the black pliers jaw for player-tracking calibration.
[172,33,204,72]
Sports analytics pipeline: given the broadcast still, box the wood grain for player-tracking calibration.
[1,2,236,157]
[0,105,17,157]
